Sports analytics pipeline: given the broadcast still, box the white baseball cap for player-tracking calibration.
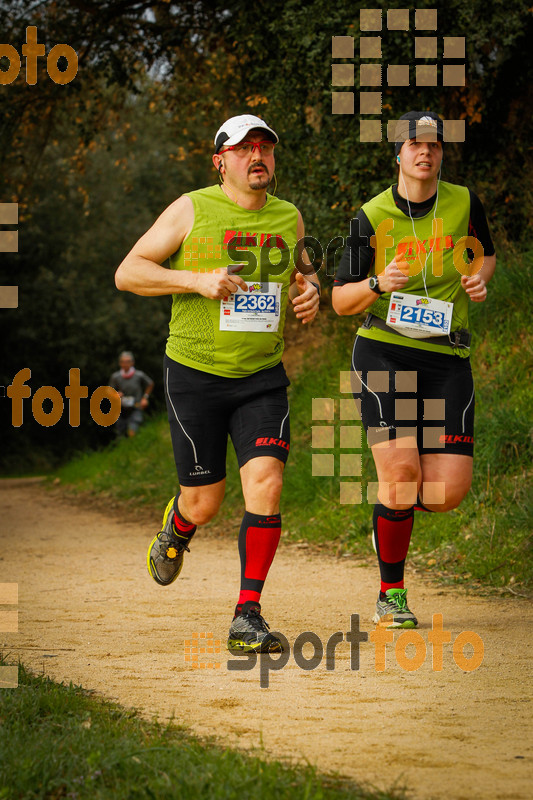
[214,114,279,153]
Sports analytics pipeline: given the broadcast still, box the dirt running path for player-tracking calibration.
[1,479,531,799]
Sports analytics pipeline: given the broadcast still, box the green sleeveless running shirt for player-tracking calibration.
[166,185,298,377]
[359,181,472,357]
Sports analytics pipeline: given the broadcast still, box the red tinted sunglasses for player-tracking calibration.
[219,140,275,156]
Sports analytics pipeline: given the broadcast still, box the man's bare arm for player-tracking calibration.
[115,195,247,299]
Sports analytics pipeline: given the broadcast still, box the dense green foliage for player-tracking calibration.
[1,0,532,470]
[0,659,403,800]
[57,248,532,593]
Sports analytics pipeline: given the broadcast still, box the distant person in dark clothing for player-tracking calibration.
[108,351,154,437]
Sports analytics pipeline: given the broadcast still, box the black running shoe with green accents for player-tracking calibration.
[227,601,284,654]
[372,588,418,629]
[147,497,190,586]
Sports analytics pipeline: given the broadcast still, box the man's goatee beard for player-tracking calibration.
[249,175,270,190]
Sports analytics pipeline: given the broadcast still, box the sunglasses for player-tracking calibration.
[219,140,275,157]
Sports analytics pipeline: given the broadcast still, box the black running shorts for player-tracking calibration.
[351,336,475,456]
[164,355,291,486]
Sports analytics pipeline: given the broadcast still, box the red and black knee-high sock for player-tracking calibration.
[373,503,414,598]
[235,511,281,616]
[172,493,197,543]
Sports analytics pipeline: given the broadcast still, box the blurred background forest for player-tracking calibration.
[1,0,532,472]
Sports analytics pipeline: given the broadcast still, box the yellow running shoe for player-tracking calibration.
[147,498,190,586]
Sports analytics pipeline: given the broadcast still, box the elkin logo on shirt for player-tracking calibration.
[223,231,289,250]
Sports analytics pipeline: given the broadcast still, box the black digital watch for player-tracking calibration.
[369,275,384,295]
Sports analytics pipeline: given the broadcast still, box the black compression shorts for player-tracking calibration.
[351,336,475,456]
[164,355,291,486]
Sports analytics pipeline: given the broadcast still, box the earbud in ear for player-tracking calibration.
[396,156,401,163]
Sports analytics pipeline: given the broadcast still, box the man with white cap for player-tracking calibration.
[116,114,319,653]
[333,110,496,629]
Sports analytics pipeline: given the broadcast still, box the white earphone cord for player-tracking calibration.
[399,161,441,300]
[398,161,467,348]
